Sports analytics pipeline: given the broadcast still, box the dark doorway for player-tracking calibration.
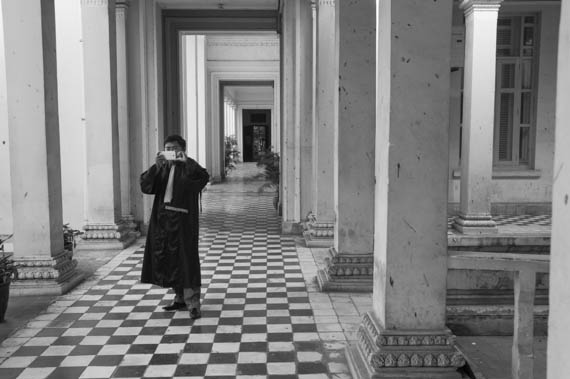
[242,109,271,162]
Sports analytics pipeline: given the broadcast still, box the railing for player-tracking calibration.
[448,251,550,379]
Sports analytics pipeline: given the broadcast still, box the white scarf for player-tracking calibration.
[163,165,176,203]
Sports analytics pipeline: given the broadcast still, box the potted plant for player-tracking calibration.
[224,135,241,176]
[256,148,280,213]
[63,224,83,253]
[0,234,16,322]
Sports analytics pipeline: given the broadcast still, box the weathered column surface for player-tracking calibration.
[453,0,503,234]
[304,0,337,248]
[317,0,375,292]
[547,0,570,376]
[347,1,464,378]
[79,0,136,250]
[2,0,83,295]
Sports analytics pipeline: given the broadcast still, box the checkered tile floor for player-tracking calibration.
[0,190,351,379]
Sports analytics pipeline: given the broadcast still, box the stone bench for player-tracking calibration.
[448,251,550,379]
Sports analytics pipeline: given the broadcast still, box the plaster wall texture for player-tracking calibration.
[336,0,375,255]
[0,8,13,234]
[448,4,559,206]
[547,0,570,374]
[2,0,64,256]
[55,0,87,231]
[373,0,453,330]
[312,1,337,223]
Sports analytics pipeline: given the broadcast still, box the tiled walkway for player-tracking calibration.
[0,164,362,379]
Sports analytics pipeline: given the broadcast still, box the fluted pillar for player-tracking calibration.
[316,0,375,292]
[547,0,570,376]
[347,1,464,377]
[79,0,135,250]
[116,0,138,235]
[181,35,207,166]
[1,0,83,295]
[453,0,503,234]
[303,0,336,247]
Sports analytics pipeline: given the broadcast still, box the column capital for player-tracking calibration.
[116,0,130,10]
[81,0,109,7]
[318,0,335,7]
[460,0,503,16]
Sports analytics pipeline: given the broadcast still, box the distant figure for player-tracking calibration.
[140,135,209,319]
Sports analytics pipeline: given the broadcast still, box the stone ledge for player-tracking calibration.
[303,231,334,248]
[10,271,85,296]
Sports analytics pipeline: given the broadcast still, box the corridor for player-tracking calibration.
[0,164,361,379]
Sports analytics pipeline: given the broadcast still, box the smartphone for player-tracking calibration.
[161,151,177,160]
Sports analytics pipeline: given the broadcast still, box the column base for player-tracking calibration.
[11,250,85,296]
[281,221,304,235]
[77,220,138,251]
[121,215,141,238]
[347,312,465,379]
[453,214,498,235]
[316,248,373,292]
[303,213,334,247]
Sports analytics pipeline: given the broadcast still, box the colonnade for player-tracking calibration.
[1,0,137,294]
[279,0,569,376]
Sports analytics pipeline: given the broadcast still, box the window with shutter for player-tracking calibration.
[493,14,538,168]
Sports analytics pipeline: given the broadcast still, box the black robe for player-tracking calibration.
[140,158,209,289]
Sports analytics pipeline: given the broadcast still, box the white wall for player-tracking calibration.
[55,0,87,231]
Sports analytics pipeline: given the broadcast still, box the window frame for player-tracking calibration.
[492,13,541,170]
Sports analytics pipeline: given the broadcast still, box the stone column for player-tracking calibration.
[79,0,135,250]
[298,0,314,225]
[316,0,375,292]
[0,10,12,239]
[236,105,244,160]
[281,0,303,234]
[182,34,207,166]
[347,1,464,378]
[303,0,337,247]
[547,0,570,376]
[1,0,83,295]
[453,0,503,234]
[116,0,138,234]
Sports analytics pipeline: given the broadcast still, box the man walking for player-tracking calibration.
[140,135,209,319]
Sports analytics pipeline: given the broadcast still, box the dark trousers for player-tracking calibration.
[174,286,201,310]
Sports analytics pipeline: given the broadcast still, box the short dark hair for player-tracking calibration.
[164,134,186,150]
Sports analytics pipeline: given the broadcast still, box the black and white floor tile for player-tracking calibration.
[0,191,353,379]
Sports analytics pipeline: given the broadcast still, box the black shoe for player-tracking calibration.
[190,308,201,319]
[162,302,186,311]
